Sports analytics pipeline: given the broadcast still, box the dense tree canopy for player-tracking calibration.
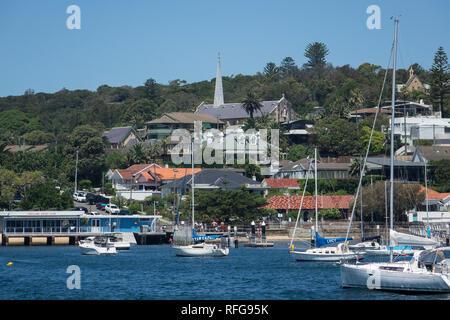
[182,188,268,224]
[353,181,424,222]
[0,43,448,198]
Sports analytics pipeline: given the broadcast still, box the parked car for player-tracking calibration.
[73,191,87,203]
[86,193,97,205]
[96,203,107,211]
[105,204,120,214]
[119,209,132,215]
[97,195,110,204]
[75,206,89,214]
[87,194,110,205]
[69,207,89,214]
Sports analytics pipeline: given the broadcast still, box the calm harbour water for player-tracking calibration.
[1,242,449,300]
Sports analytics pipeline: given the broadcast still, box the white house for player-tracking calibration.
[390,117,450,147]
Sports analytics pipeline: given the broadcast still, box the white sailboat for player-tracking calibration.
[171,141,229,257]
[290,148,361,262]
[340,19,450,293]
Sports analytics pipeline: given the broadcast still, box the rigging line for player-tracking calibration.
[344,43,395,244]
[289,157,313,251]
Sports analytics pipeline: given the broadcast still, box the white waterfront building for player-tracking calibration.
[390,116,450,147]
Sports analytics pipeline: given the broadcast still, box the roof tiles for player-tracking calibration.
[266,195,355,210]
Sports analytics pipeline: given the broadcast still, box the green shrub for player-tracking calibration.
[104,182,116,196]
[78,179,92,191]
[111,195,127,208]
[127,203,142,215]
[318,208,342,219]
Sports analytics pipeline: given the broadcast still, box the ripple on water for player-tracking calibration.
[1,245,450,300]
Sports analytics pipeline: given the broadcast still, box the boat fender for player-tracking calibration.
[7,262,13,266]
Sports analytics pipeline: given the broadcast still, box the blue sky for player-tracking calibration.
[0,0,449,97]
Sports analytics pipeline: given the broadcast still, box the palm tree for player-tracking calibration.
[241,91,263,119]
[128,143,147,165]
[349,158,368,177]
[348,89,365,109]
[146,141,163,162]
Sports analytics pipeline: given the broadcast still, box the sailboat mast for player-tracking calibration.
[390,19,399,263]
[191,140,195,227]
[360,154,364,240]
[385,180,388,245]
[424,160,430,234]
[314,148,318,240]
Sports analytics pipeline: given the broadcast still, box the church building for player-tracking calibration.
[397,66,430,93]
[195,55,297,126]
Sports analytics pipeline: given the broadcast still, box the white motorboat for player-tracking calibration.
[79,236,117,255]
[107,233,131,250]
[172,242,229,257]
[341,247,450,292]
[112,241,130,251]
[292,243,363,262]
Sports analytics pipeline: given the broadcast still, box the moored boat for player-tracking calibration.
[289,149,358,262]
[341,247,450,292]
[79,236,117,255]
[107,232,131,250]
[340,19,448,293]
[170,141,229,258]
[172,242,229,257]
[292,243,363,262]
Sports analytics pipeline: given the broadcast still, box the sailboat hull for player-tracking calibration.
[172,243,229,257]
[292,250,359,262]
[341,263,450,293]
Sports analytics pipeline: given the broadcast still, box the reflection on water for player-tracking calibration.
[0,243,449,300]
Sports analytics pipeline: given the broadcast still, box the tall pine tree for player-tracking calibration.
[430,46,450,117]
[304,42,329,68]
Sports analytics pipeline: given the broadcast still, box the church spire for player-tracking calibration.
[409,66,414,78]
[213,53,224,107]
